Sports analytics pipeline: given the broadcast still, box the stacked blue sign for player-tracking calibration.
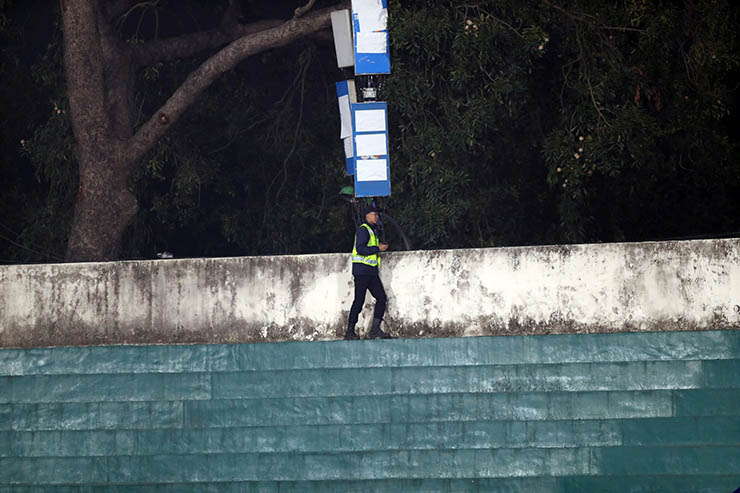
[335,0,391,198]
[351,100,390,197]
[352,0,390,76]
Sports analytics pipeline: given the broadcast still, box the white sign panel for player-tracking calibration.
[356,31,387,54]
[356,158,388,181]
[343,136,354,158]
[352,0,387,31]
[338,95,352,139]
[355,109,386,132]
[355,133,387,157]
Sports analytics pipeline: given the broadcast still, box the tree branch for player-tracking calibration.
[127,2,346,164]
[542,0,645,33]
[102,0,137,21]
[131,18,285,68]
[294,0,317,19]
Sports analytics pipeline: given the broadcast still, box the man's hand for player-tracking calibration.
[379,243,389,252]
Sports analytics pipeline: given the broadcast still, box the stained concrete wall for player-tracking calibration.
[1,239,739,348]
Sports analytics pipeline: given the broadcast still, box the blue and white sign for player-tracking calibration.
[352,101,391,197]
[352,0,390,75]
[342,137,354,175]
[336,80,356,174]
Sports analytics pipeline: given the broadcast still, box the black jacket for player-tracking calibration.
[352,222,380,276]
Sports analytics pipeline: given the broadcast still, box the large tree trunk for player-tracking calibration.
[62,0,116,260]
[61,0,343,261]
[62,0,138,260]
[66,152,139,261]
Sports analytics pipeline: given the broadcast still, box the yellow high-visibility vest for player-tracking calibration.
[352,223,380,267]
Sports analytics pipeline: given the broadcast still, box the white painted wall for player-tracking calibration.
[1,239,738,347]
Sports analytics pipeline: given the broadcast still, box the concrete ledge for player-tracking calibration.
[1,239,739,347]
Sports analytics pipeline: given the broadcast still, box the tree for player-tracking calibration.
[60,0,346,261]
[385,1,559,249]
[538,0,740,242]
[385,0,740,248]
[120,40,352,259]
[0,0,72,264]
[4,0,738,264]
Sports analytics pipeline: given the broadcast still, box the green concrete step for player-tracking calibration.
[185,388,740,427]
[3,417,738,457]
[2,475,740,492]
[2,330,738,376]
[210,359,739,399]
[3,389,738,431]
[0,373,210,404]
[0,401,184,431]
[3,358,737,404]
[2,446,739,484]
[1,330,739,489]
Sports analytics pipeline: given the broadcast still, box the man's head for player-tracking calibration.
[363,204,379,225]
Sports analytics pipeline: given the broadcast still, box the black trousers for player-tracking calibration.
[348,275,387,324]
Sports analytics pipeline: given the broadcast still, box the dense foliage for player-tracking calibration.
[123,41,351,258]
[1,0,738,263]
[0,0,72,263]
[387,0,740,246]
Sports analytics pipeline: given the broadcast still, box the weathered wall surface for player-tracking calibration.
[1,239,738,347]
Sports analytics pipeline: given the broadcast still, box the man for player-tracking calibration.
[344,204,393,340]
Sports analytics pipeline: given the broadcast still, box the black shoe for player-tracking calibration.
[366,318,392,339]
[344,321,359,340]
[366,329,392,339]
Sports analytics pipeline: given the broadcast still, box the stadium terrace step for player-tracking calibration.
[2,359,738,403]
[1,330,739,489]
[2,330,738,375]
[3,417,738,458]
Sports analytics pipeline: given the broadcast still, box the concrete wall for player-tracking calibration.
[1,239,739,348]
